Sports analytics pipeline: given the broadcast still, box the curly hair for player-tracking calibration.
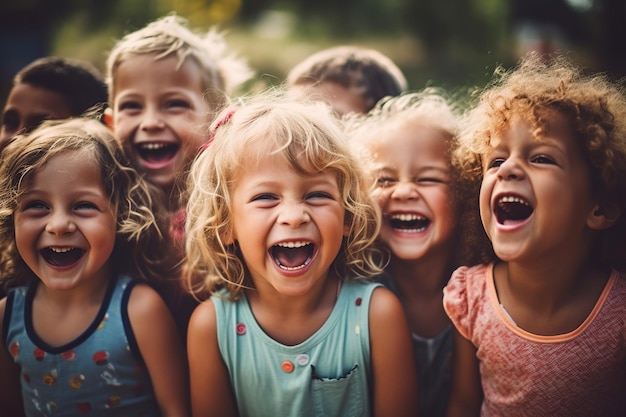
[106,14,253,110]
[0,118,176,290]
[286,46,408,112]
[454,52,626,269]
[184,92,384,300]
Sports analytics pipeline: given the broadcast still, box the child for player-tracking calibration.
[443,53,626,417]
[105,14,253,342]
[105,13,253,217]
[0,56,108,151]
[0,118,188,416]
[345,90,478,417]
[286,45,408,117]
[184,93,419,417]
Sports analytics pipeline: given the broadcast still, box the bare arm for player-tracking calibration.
[0,297,26,416]
[369,287,419,417]
[445,327,482,417]
[128,284,190,416]
[187,299,238,417]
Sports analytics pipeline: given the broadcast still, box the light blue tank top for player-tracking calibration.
[213,278,382,417]
[3,275,160,417]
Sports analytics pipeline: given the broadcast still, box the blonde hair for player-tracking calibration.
[106,14,253,109]
[184,92,383,299]
[455,52,626,269]
[0,118,174,289]
[345,89,488,266]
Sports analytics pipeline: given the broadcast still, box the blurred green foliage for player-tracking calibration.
[1,0,625,107]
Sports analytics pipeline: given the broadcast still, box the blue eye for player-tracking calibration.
[251,194,277,201]
[306,192,332,200]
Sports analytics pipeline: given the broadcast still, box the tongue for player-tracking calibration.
[43,248,84,267]
[274,246,310,268]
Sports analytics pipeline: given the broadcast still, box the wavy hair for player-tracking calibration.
[184,92,384,300]
[0,118,175,290]
[106,14,253,110]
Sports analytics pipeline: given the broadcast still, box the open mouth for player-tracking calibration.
[494,195,533,225]
[387,213,430,233]
[270,241,315,271]
[40,247,85,267]
[136,142,179,164]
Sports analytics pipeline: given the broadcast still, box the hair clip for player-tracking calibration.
[200,106,237,151]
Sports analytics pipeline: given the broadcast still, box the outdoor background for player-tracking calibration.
[1,0,625,107]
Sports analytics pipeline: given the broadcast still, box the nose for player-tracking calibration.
[278,201,311,228]
[390,181,419,201]
[45,210,77,236]
[140,106,165,131]
[496,158,525,181]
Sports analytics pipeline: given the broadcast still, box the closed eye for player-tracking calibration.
[75,201,99,211]
[118,101,141,111]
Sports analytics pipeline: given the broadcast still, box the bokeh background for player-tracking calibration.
[1,0,625,107]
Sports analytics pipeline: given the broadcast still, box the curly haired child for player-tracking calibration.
[0,118,187,416]
[444,53,626,417]
[184,92,419,417]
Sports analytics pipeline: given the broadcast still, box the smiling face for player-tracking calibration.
[480,112,598,264]
[368,120,456,261]
[14,151,117,291]
[229,151,347,297]
[110,54,211,198]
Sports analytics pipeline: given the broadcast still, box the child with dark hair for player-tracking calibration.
[0,56,108,149]
[287,45,407,117]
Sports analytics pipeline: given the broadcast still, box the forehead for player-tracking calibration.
[112,54,207,96]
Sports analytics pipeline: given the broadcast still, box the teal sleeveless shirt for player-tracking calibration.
[3,275,159,416]
[213,279,382,417]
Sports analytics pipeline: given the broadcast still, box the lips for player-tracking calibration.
[40,247,85,267]
[386,213,430,233]
[270,241,315,271]
[494,195,533,225]
[135,142,179,166]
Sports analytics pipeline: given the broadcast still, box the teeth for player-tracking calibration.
[276,241,310,248]
[49,247,74,253]
[498,196,530,206]
[390,213,426,221]
[140,143,169,150]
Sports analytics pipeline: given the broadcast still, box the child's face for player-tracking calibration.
[369,121,456,261]
[229,151,347,297]
[14,152,117,291]
[0,83,73,150]
[480,112,597,264]
[110,54,211,194]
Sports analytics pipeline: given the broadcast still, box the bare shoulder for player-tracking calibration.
[368,286,404,321]
[126,282,170,317]
[188,298,218,335]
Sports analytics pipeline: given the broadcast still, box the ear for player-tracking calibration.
[103,107,114,129]
[587,203,621,230]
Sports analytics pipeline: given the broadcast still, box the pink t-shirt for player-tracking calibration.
[443,263,626,417]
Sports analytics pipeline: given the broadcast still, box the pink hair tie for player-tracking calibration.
[201,106,237,151]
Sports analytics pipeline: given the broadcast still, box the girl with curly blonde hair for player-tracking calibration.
[185,92,418,417]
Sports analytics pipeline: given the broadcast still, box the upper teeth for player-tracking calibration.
[391,213,426,221]
[277,241,310,248]
[50,247,73,253]
[140,143,168,150]
[498,196,529,205]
